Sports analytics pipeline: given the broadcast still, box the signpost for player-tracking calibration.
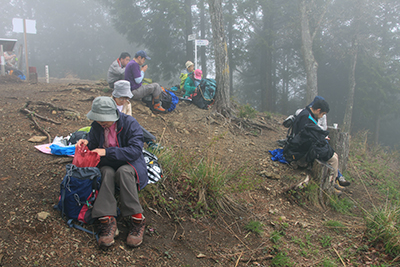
[194,39,209,70]
[12,18,37,81]
[188,34,209,70]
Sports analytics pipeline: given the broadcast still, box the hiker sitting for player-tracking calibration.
[112,80,160,148]
[295,96,327,131]
[107,52,131,89]
[178,61,194,91]
[124,50,165,113]
[112,80,133,116]
[76,96,148,248]
[4,51,17,69]
[183,69,202,98]
[282,96,350,187]
[283,99,347,194]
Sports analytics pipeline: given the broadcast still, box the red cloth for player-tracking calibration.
[72,144,100,167]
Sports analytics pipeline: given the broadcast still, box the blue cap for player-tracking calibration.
[308,96,325,107]
[135,50,151,60]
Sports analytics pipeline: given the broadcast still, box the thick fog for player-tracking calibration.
[2,0,400,148]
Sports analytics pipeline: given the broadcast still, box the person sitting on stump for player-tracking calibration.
[283,99,348,194]
[76,96,148,248]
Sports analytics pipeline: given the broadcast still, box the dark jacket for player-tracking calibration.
[87,111,149,190]
[284,107,334,163]
[292,106,318,136]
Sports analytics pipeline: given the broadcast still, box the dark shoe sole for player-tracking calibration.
[338,181,351,187]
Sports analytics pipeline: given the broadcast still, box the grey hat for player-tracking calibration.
[112,80,133,99]
[87,96,120,122]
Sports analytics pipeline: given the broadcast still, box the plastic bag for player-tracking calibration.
[72,144,100,168]
[50,144,76,156]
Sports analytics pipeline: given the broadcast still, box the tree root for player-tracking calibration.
[20,108,61,125]
[21,111,52,143]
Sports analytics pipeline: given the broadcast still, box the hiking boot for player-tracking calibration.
[333,180,347,192]
[337,175,351,187]
[127,216,146,247]
[98,216,119,247]
[153,102,166,113]
[334,188,343,197]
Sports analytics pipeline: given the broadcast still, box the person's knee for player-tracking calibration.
[152,83,162,95]
[116,165,136,178]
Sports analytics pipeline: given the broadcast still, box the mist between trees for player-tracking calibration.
[2,0,400,147]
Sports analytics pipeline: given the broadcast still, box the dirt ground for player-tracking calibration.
[0,76,385,266]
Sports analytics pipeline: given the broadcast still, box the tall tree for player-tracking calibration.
[185,0,194,62]
[199,0,208,77]
[208,0,231,115]
[299,0,331,104]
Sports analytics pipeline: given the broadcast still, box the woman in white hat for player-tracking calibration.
[112,80,134,116]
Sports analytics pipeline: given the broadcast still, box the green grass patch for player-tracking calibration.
[270,230,285,244]
[329,196,354,214]
[365,203,400,257]
[244,220,264,235]
[238,104,257,119]
[271,251,294,267]
[325,220,347,233]
[319,235,332,248]
[141,139,250,218]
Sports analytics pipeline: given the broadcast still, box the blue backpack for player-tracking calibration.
[55,164,101,234]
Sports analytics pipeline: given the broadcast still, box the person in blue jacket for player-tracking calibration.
[76,96,148,248]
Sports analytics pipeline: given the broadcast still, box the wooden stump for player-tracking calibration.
[310,127,350,206]
[311,159,335,208]
[327,126,350,172]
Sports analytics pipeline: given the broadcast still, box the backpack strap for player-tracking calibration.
[67,219,99,240]
[188,72,195,83]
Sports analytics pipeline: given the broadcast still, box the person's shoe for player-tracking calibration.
[127,216,146,247]
[153,102,166,113]
[334,188,343,197]
[333,180,347,192]
[98,216,119,247]
[337,175,351,187]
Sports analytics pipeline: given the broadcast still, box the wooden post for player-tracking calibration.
[0,45,5,76]
[23,19,30,81]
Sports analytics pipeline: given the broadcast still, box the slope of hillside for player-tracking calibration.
[0,78,389,266]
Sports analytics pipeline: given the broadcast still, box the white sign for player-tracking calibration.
[12,18,37,34]
[196,39,209,46]
[188,34,196,41]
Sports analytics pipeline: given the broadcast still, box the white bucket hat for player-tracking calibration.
[112,80,133,99]
[87,96,120,122]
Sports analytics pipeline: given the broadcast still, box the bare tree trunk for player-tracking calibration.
[185,0,194,61]
[342,37,358,133]
[300,0,318,104]
[208,0,232,116]
[199,0,207,77]
[282,53,290,114]
[227,0,234,98]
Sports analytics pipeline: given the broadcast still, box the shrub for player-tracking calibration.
[238,104,257,119]
[365,203,400,257]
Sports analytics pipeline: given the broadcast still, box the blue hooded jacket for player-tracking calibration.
[87,111,149,190]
